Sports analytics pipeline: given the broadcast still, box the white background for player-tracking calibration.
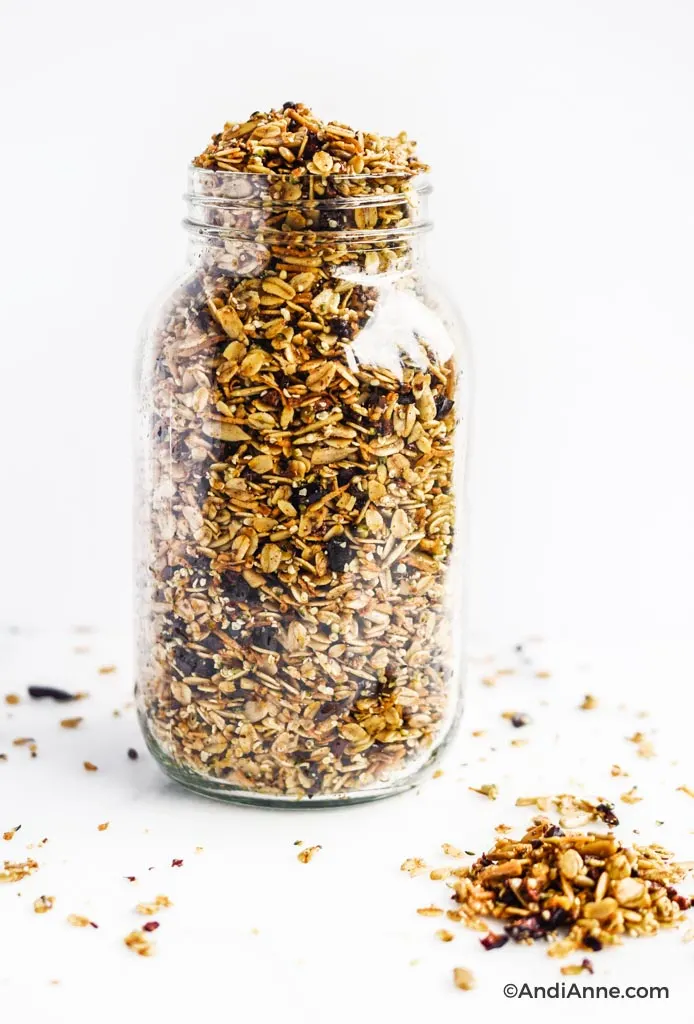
[1,2,694,1020]
[1,0,693,653]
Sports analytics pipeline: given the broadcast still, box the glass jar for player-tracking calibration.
[135,165,470,805]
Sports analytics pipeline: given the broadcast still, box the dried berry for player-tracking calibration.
[326,538,352,573]
[27,686,78,702]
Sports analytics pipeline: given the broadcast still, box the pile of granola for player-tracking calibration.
[432,817,691,957]
[137,104,461,800]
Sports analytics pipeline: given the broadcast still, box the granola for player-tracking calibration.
[428,816,692,957]
[137,104,463,801]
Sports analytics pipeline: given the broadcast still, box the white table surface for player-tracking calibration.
[1,628,692,1023]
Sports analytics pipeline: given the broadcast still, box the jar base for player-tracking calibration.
[141,719,440,808]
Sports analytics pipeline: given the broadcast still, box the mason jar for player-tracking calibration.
[135,164,470,805]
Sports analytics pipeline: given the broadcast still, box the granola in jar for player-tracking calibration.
[135,104,469,803]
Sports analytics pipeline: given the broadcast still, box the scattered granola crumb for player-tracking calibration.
[453,967,476,991]
[83,761,98,772]
[441,844,463,858]
[2,826,20,841]
[561,958,594,975]
[417,905,443,917]
[469,784,498,800]
[4,694,20,705]
[579,694,598,710]
[401,857,428,876]
[0,857,38,883]
[297,845,321,864]
[515,794,619,829]
[98,666,117,675]
[97,822,109,831]
[503,711,531,728]
[432,769,444,779]
[430,868,451,880]
[471,730,486,737]
[136,895,172,915]
[627,732,656,759]
[677,785,694,799]
[611,764,628,777]
[620,787,642,805]
[436,929,454,942]
[67,915,97,928]
[60,717,83,729]
[124,930,154,956]
[535,670,551,679]
[481,677,496,688]
[34,895,55,914]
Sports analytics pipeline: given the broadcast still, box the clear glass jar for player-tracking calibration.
[135,166,470,805]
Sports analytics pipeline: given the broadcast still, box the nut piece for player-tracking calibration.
[453,967,476,991]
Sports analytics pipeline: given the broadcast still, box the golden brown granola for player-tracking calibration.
[297,845,321,864]
[124,930,155,956]
[426,816,692,958]
[579,694,598,710]
[33,895,55,914]
[0,857,38,883]
[452,967,476,990]
[136,895,173,915]
[138,103,460,800]
[193,103,428,177]
[515,794,619,830]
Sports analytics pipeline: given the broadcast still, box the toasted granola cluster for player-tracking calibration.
[193,102,428,177]
[138,106,460,800]
[435,817,691,956]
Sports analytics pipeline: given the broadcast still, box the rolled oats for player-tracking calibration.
[136,104,464,801]
[423,815,692,957]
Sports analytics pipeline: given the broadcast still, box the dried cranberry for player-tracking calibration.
[127,748,139,761]
[222,572,252,602]
[595,803,620,827]
[543,824,565,838]
[583,935,603,952]
[27,686,78,702]
[365,387,387,408]
[480,932,509,951]
[297,481,323,506]
[326,538,352,573]
[435,395,454,419]
[174,647,216,679]
[329,318,352,338]
[337,466,360,487]
[202,633,225,653]
[314,699,350,723]
[250,626,280,652]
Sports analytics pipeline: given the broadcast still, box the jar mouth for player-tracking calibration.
[184,167,431,241]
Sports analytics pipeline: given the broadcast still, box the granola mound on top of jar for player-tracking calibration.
[136,104,464,803]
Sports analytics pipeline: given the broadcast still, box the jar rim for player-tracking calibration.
[185,166,431,210]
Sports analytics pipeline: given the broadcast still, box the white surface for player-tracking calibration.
[1,630,693,1022]
[1,0,694,655]
[1,3,694,1018]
